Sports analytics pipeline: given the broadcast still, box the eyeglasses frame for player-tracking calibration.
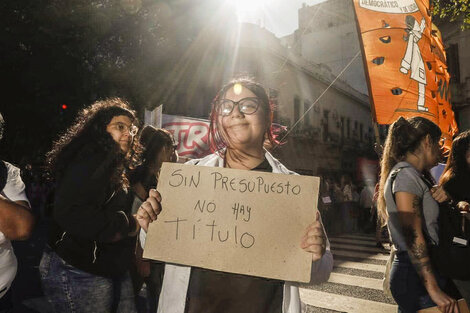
[216,97,261,117]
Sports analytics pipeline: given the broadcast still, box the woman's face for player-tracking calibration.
[218,85,268,151]
[106,115,136,153]
[423,136,442,169]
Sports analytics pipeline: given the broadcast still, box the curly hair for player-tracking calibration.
[440,130,470,186]
[208,77,278,155]
[377,116,441,226]
[46,98,141,189]
[130,126,175,191]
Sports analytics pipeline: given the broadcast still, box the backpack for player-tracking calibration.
[0,160,7,192]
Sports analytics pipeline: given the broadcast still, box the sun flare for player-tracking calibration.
[228,0,266,22]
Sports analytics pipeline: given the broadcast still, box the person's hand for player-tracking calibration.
[427,286,458,313]
[300,212,326,261]
[457,201,470,212]
[136,189,162,233]
[430,186,450,203]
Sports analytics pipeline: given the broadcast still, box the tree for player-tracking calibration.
[432,0,470,29]
[0,0,237,162]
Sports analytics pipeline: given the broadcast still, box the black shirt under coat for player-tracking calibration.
[48,148,137,278]
[185,158,283,313]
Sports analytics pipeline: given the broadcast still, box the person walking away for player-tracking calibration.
[359,180,374,232]
[340,175,353,233]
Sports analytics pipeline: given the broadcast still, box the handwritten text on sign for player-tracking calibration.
[143,162,320,282]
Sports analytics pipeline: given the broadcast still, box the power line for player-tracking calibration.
[274,50,361,150]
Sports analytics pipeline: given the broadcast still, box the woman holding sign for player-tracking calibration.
[40,98,141,313]
[137,78,333,313]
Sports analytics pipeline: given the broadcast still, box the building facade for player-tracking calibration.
[438,19,470,131]
[284,0,469,132]
[234,24,375,177]
[156,2,376,179]
[282,0,368,95]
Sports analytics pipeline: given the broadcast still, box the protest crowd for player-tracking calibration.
[1,73,469,313]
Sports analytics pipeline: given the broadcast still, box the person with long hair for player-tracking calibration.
[439,130,470,304]
[129,126,177,312]
[378,116,458,313]
[40,98,141,313]
[136,77,333,313]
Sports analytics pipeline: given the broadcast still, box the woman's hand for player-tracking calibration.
[426,285,458,313]
[136,189,162,232]
[430,186,450,203]
[300,212,326,261]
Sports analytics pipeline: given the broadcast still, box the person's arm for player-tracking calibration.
[0,197,34,240]
[395,192,457,313]
[0,162,34,240]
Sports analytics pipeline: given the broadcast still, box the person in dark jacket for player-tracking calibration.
[439,130,470,305]
[39,98,141,313]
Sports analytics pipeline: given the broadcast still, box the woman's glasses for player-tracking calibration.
[216,97,260,116]
[110,122,139,136]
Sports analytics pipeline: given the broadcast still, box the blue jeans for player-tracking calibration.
[39,246,137,313]
[390,252,444,313]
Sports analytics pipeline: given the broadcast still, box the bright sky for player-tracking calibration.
[232,0,327,37]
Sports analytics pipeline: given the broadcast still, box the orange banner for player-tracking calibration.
[352,0,458,150]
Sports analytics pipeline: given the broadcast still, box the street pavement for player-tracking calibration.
[300,233,398,313]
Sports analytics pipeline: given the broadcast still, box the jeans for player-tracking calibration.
[390,252,445,313]
[39,246,137,313]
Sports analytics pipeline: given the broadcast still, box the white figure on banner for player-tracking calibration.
[400,15,428,112]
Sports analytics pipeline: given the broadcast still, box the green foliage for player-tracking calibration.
[432,0,470,29]
[0,0,237,161]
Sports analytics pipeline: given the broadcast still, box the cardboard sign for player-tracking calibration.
[418,299,469,313]
[143,162,320,282]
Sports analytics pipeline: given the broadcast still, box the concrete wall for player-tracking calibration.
[439,21,470,131]
[295,0,368,95]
